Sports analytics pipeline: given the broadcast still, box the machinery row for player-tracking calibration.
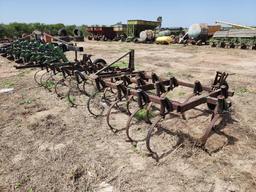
[0,35,234,161]
[86,18,256,50]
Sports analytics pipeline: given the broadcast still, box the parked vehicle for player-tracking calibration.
[210,21,256,49]
[87,26,116,41]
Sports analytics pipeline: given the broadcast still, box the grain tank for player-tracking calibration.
[136,30,155,43]
[187,24,221,44]
[126,19,161,42]
[157,28,184,37]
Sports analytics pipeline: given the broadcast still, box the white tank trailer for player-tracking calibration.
[181,24,221,45]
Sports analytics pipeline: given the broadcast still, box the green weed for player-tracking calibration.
[112,61,128,68]
[15,182,21,189]
[19,98,33,105]
[18,69,31,77]
[68,95,76,104]
[1,80,15,88]
[236,87,249,95]
[166,71,175,77]
[42,80,55,90]
[134,108,154,121]
[178,91,186,96]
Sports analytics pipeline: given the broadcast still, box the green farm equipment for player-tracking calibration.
[210,21,256,49]
[0,32,83,69]
[126,19,161,42]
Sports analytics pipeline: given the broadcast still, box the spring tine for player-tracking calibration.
[146,116,163,161]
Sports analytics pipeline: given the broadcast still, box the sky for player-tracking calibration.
[0,0,255,27]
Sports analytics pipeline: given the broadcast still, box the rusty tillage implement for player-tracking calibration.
[33,52,107,103]
[87,60,234,160]
[34,49,138,107]
[4,42,234,161]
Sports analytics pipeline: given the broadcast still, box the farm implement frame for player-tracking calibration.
[0,37,234,161]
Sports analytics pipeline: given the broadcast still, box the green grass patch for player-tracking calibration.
[166,71,175,77]
[112,61,128,68]
[181,73,193,79]
[134,108,154,121]
[1,80,15,88]
[178,91,186,96]
[18,69,31,77]
[15,182,21,189]
[67,95,76,104]
[42,80,55,90]
[236,87,249,95]
[19,98,33,105]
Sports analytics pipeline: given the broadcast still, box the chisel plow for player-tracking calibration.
[87,68,234,161]
[1,37,234,161]
[32,49,136,106]
[32,52,109,106]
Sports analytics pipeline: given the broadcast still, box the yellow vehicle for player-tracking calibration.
[155,35,175,44]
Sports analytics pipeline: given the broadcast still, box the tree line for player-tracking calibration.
[0,22,89,39]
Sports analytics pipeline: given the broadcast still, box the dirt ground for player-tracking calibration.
[0,40,256,192]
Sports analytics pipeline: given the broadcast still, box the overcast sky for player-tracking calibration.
[0,0,255,27]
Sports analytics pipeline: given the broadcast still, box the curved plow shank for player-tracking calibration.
[67,78,88,107]
[199,113,221,146]
[87,90,114,117]
[146,116,163,161]
[125,103,154,143]
[54,78,70,98]
[34,69,45,86]
[106,100,131,133]
[40,71,54,91]
[82,78,97,97]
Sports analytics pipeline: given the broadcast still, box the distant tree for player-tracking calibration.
[65,25,77,36]
[81,25,89,37]
[0,22,88,38]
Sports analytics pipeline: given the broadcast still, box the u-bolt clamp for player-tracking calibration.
[151,73,160,83]
[121,75,132,86]
[137,89,149,108]
[136,77,146,87]
[74,70,86,84]
[194,80,203,95]
[116,81,127,101]
[167,77,178,91]
[155,81,166,96]
[95,77,105,91]
[160,97,173,117]
[217,95,231,114]
[220,85,228,98]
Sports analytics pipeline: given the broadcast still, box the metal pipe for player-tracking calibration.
[215,20,256,30]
